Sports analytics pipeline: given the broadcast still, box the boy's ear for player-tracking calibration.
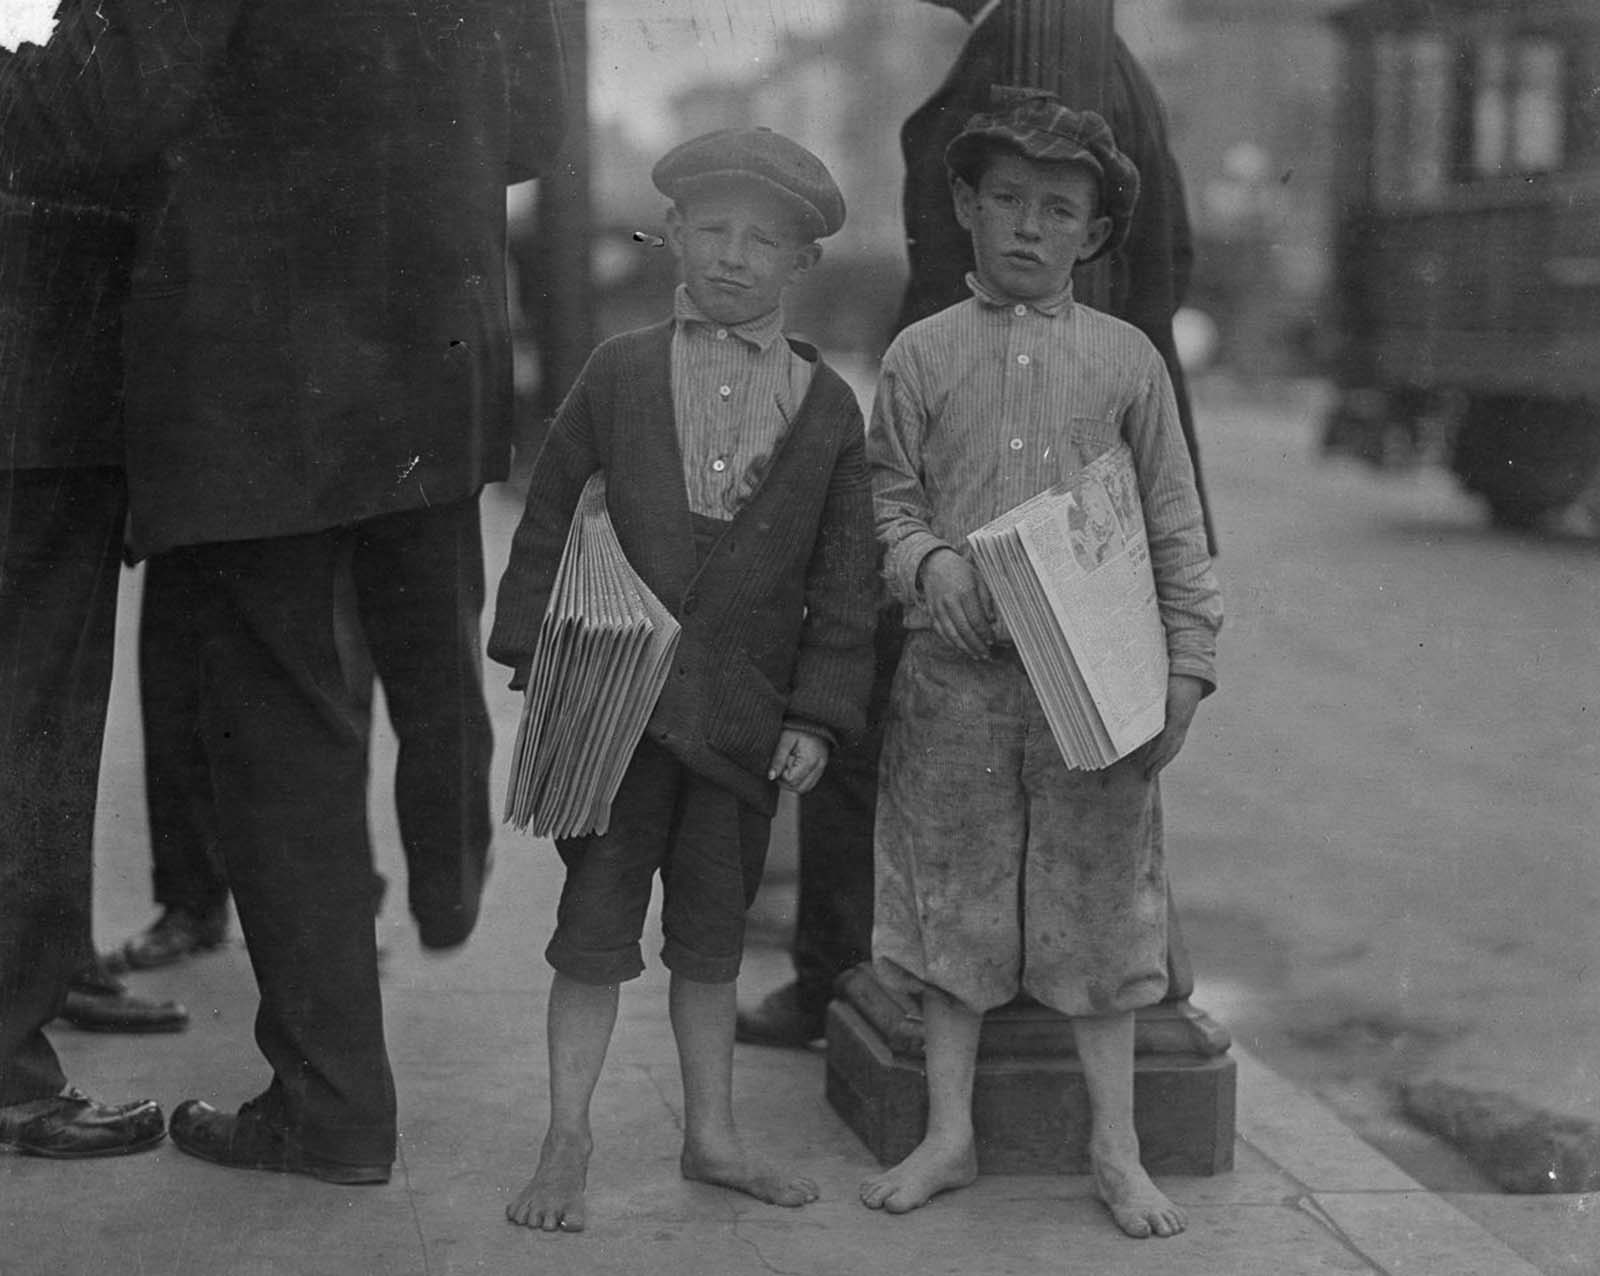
[1078,213,1113,263]
[951,175,978,232]
[788,241,823,281]
[664,204,687,261]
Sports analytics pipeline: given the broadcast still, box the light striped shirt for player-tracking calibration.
[670,285,813,520]
[869,274,1221,688]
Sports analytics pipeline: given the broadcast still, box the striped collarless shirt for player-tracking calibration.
[670,285,814,520]
[868,273,1221,689]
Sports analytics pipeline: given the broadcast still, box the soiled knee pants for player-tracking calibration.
[873,632,1168,1017]
[0,467,124,1105]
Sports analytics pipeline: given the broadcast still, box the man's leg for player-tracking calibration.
[165,530,395,1171]
[0,466,165,1155]
[859,984,981,1212]
[109,554,232,970]
[738,606,903,1046]
[1072,1012,1187,1239]
[351,496,493,951]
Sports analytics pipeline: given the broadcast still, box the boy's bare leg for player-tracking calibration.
[506,972,619,1232]
[1072,1011,1187,1239]
[671,972,820,1206]
[859,985,981,1213]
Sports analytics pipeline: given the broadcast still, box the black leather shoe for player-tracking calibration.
[0,1088,165,1159]
[59,960,189,1034]
[734,981,828,1048]
[111,905,229,971]
[169,1099,391,1185]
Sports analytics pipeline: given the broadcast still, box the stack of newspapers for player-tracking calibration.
[503,471,681,838]
[967,443,1168,770]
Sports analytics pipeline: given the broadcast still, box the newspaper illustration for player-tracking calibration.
[967,443,1168,769]
[503,471,681,838]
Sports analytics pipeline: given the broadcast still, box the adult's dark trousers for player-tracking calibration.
[790,606,905,1017]
[138,554,230,919]
[0,466,124,1106]
[139,497,493,942]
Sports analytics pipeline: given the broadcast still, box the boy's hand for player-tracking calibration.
[768,727,830,794]
[920,548,995,660]
[1136,674,1206,780]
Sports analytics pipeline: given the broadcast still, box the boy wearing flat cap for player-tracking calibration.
[863,91,1222,1238]
[489,128,875,1232]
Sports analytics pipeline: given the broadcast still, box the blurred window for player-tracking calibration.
[1512,39,1565,173]
[1471,33,1566,179]
[1372,34,1409,203]
[1407,35,1454,197]
[1471,38,1510,177]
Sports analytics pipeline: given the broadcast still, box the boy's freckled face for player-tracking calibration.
[954,152,1112,303]
[666,185,821,326]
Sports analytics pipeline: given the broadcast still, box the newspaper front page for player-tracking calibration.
[968,443,1168,769]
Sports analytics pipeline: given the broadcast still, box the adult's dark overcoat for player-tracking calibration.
[1,0,565,555]
[0,184,132,470]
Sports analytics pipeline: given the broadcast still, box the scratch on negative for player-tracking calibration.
[396,455,421,483]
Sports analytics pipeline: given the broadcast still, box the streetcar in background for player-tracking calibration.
[1321,0,1600,528]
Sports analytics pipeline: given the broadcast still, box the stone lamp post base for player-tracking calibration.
[825,964,1236,1175]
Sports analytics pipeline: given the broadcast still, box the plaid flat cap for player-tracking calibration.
[946,87,1141,261]
[652,127,846,240]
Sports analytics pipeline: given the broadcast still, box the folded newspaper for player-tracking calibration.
[503,471,681,837]
[967,443,1168,770]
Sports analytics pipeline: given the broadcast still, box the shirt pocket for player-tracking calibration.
[1060,415,1122,476]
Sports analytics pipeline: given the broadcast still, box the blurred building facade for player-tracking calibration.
[582,0,1345,373]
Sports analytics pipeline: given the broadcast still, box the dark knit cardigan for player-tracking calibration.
[488,321,877,816]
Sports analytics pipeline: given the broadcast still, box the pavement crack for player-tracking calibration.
[730,1217,807,1276]
[398,1137,432,1276]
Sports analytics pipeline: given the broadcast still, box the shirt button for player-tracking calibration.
[1014,304,1027,317]
[716,328,728,340]
[1009,438,1023,451]
[718,384,732,398]
[1017,354,1031,366]
[711,458,727,473]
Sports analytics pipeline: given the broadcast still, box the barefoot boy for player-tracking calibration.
[488,128,876,1232]
[863,91,1222,1238]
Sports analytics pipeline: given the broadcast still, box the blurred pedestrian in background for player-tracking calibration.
[0,0,564,1182]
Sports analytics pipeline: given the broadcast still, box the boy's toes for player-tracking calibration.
[1109,1204,1153,1238]
[859,1177,893,1209]
[772,1175,820,1207]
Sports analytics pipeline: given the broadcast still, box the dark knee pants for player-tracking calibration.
[550,740,772,986]
[140,499,492,938]
[0,467,124,1105]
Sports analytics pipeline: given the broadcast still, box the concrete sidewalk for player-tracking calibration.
[5,482,1592,1275]
[1,840,1577,1276]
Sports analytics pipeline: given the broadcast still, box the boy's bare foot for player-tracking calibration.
[681,1133,820,1207]
[506,1130,593,1232]
[859,1132,978,1214]
[1090,1136,1187,1238]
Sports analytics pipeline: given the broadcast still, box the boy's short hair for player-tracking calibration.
[945,88,1140,263]
[652,127,846,242]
